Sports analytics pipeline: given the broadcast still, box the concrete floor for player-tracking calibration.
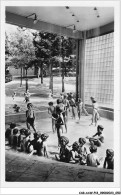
[5,113,114,182]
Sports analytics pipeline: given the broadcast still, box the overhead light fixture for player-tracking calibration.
[26,13,38,24]
[93,7,100,18]
[94,7,97,10]
[66,24,77,33]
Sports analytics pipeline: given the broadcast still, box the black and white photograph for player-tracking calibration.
[0,0,120,194]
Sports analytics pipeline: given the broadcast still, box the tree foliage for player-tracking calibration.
[5,26,36,69]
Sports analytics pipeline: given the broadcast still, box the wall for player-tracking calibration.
[85,33,114,109]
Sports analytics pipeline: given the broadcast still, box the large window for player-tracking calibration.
[85,32,114,108]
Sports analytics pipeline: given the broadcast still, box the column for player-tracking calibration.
[78,38,86,102]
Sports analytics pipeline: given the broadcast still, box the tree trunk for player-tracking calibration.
[25,68,28,92]
[41,63,43,84]
[49,60,53,94]
[62,61,65,92]
[20,67,22,87]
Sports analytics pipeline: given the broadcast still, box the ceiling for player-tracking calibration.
[6,6,114,31]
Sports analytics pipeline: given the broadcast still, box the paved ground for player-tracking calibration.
[5,113,114,182]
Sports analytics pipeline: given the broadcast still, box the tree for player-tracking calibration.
[5,26,36,89]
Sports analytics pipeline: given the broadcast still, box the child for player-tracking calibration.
[19,128,31,152]
[78,137,87,165]
[55,136,71,163]
[24,90,30,103]
[37,133,49,157]
[90,97,100,126]
[87,145,103,167]
[12,127,20,149]
[77,98,83,120]
[5,123,17,146]
[48,102,56,133]
[12,92,16,100]
[77,98,89,120]
[69,96,76,119]
[27,132,41,155]
[86,125,104,147]
[26,103,36,133]
[69,141,80,164]
[63,94,70,126]
[103,149,114,170]
[59,98,68,133]
[52,107,64,146]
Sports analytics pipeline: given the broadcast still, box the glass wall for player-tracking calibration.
[85,32,114,108]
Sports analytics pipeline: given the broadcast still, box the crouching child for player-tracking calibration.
[103,149,114,170]
[87,145,103,167]
[55,136,71,163]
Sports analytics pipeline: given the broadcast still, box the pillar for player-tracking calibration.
[76,39,79,102]
[78,38,86,102]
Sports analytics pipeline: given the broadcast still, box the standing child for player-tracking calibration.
[87,145,103,167]
[63,94,70,131]
[90,97,100,126]
[86,125,104,147]
[103,149,114,170]
[26,103,36,133]
[52,107,64,146]
[48,102,56,133]
[24,90,30,103]
[69,95,76,119]
[12,92,16,100]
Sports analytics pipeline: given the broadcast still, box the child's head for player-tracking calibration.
[41,133,49,141]
[78,98,82,103]
[10,123,16,129]
[27,103,33,109]
[60,136,69,146]
[97,125,104,133]
[20,128,26,135]
[106,149,114,159]
[64,94,67,99]
[13,127,19,135]
[78,137,86,147]
[72,141,79,151]
[24,129,31,137]
[57,99,62,104]
[89,145,97,153]
[90,97,96,103]
[48,101,53,106]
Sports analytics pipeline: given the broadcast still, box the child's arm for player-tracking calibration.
[33,111,35,120]
[92,132,98,137]
[71,151,80,162]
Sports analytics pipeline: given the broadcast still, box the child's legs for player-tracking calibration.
[72,106,75,118]
[78,110,80,119]
[92,109,96,123]
[52,118,55,132]
[26,121,30,130]
[64,116,67,132]
[83,108,89,116]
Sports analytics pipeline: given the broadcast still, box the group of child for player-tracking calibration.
[55,126,114,170]
[5,122,49,157]
[6,92,113,170]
